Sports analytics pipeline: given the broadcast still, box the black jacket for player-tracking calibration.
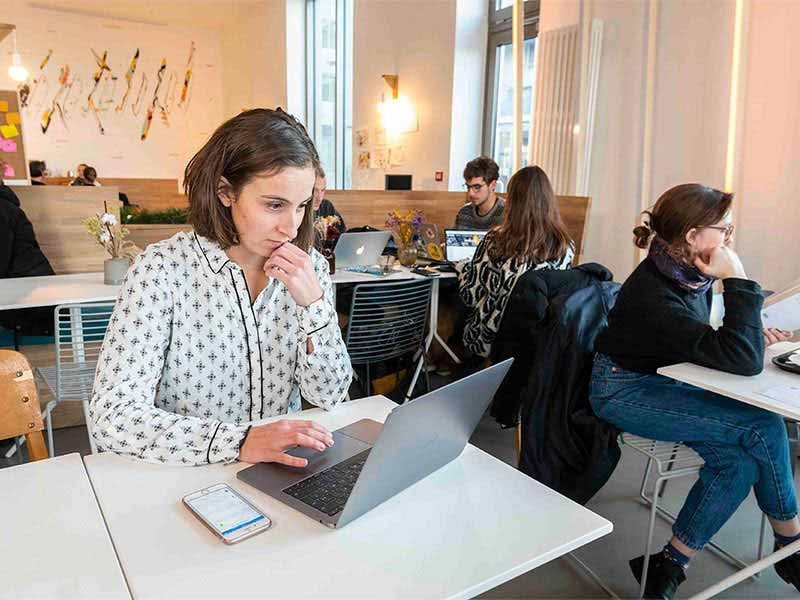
[0,184,55,279]
[491,263,621,504]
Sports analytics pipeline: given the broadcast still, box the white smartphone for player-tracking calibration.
[182,483,272,544]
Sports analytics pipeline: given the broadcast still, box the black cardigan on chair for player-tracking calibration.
[490,263,621,505]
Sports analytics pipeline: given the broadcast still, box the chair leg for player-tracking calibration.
[45,403,56,457]
[364,363,371,397]
[640,477,665,599]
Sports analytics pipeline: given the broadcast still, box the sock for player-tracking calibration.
[775,531,800,549]
[662,542,691,570]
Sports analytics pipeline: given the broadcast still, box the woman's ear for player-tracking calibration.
[217,176,234,207]
[685,227,698,248]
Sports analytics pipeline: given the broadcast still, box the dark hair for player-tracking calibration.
[634,183,734,254]
[29,160,46,178]
[184,108,320,251]
[315,163,326,179]
[488,165,571,263]
[83,166,97,184]
[463,156,499,184]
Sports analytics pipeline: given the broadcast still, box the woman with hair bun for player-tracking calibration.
[591,183,797,598]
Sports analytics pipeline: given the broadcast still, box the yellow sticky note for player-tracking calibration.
[0,101,8,112]
[0,124,19,139]
[6,112,20,126]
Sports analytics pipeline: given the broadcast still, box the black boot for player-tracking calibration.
[774,543,800,592]
[630,552,687,600]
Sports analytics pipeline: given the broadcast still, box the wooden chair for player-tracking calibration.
[0,350,48,462]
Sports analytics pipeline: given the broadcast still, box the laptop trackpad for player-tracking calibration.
[284,429,371,473]
[337,418,383,445]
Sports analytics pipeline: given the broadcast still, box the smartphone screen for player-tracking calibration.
[185,485,269,540]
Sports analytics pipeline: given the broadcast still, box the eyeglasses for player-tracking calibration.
[705,224,735,239]
[464,182,486,193]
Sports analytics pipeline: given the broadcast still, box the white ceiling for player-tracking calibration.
[27,0,267,30]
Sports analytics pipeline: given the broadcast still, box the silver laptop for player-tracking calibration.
[333,231,391,268]
[237,359,513,528]
[444,229,488,262]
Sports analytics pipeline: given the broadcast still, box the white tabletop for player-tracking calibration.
[84,396,611,599]
[331,264,456,285]
[658,342,800,420]
[0,453,130,599]
[0,272,119,311]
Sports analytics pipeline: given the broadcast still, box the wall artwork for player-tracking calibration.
[357,150,370,169]
[18,41,199,143]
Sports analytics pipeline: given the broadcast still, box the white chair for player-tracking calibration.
[622,433,769,599]
[36,301,115,456]
[344,279,433,400]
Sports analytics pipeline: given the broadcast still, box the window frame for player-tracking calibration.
[482,0,540,159]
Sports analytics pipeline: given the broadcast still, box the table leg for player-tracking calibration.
[428,279,461,364]
[688,538,800,600]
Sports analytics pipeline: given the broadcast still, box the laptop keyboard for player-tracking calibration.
[283,449,371,517]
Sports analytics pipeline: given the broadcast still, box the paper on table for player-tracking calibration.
[5,112,21,126]
[0,123,19,139]
[758,383,800,406]
[761,295,800,332]
[0,101,8,112]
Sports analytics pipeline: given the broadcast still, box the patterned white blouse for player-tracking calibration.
[90,231,353,465]
[459,235,574,358]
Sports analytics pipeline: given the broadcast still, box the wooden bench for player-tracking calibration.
[44,177,187,211]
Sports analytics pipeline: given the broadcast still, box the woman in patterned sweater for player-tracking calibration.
[458,166,574,358]
[90,109,352,466]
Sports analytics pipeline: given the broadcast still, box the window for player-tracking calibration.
[306,0,353,189]
[483,0,539,190]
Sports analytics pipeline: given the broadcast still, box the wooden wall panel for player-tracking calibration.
[44,177,187,211]
[326,190,591,261]
[14,186,121,274]
[127,224,193,251]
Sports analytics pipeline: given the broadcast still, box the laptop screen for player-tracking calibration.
[444,230,487,262]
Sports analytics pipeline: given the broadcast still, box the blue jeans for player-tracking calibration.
[590,353,797,551]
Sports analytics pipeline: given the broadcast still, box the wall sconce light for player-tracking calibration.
[8,29,29,83]
[377,74,417,137]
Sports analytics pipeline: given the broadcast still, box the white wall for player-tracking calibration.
[0,1,224,180]
[447,0,488,191]
[219,0,288,119]
[351,0,457,191]
[737,0,800,291]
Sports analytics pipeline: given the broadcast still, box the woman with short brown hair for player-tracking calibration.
[592,183,798,598]
[458,165,573,358]
[90,108,352,467]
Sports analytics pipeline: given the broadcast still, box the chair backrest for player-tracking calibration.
[344,279,433,365]
[0,350,48,461]
[54,302,116,401]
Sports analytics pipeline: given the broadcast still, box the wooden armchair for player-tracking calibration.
[0,350,48,462]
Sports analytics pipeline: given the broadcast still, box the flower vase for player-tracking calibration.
[104,258,130,285]
[397,244,418,267]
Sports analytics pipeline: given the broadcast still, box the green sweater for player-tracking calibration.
[596,257,765,376]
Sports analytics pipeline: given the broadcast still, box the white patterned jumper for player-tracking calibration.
[458,235,574,358]
[90,231,353,465]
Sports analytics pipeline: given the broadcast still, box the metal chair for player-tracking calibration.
[622,433,770,599]
[0,349,48,462]
[344,279,433,400]
[36,302,115,456]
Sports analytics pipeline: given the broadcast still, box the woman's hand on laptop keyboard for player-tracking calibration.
[239,419,335,466]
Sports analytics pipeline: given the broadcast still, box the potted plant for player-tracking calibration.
[85,204,140,284]
[386,209,424,267]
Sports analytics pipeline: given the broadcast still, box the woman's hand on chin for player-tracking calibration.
[264,243,324,307]
[693,245,747,280]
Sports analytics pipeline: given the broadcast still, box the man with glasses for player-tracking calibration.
[454,156,505,230]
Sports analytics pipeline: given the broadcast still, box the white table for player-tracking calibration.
[84,396,612,599]
[0,453,131,599]
[658,343,800,599]
[0,272,119,311]
[658,342,800,421]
